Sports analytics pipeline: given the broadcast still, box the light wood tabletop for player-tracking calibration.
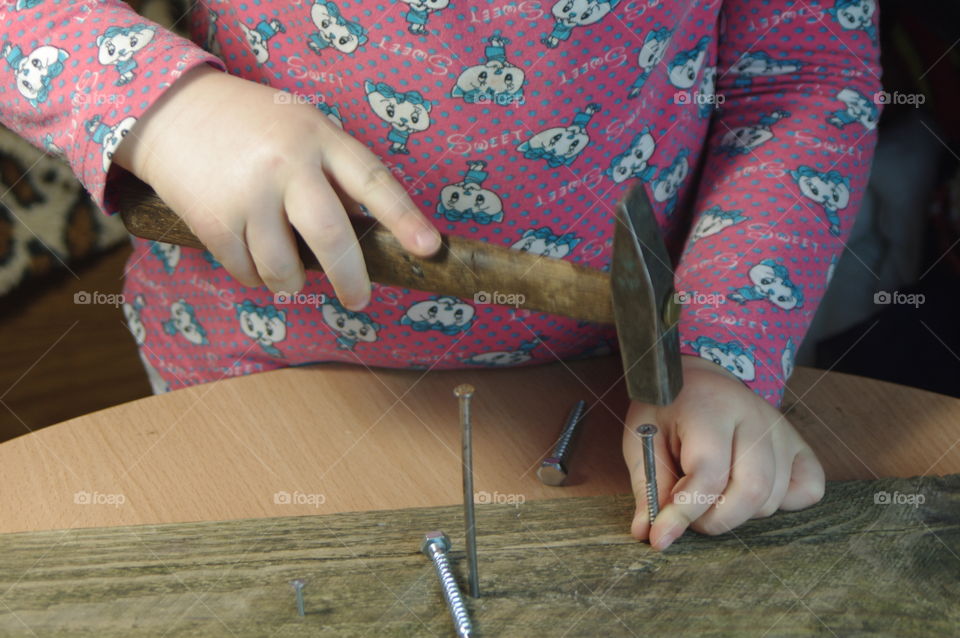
[1,356,958,534]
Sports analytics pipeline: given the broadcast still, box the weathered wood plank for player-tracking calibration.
[1,475,958,637]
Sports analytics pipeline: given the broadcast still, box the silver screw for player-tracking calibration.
[421,531,473,638]
[636,424,660,523]
[290,579,305,617]
[537,399,587,486]
[454,384,480,599]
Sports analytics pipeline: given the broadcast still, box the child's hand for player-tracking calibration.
[114,65,441,309]
[622,355,825,550]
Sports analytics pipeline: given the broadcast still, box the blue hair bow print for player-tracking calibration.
[717,110,789,157]
[462,337,544,366]
[511,226,581,258]
[728,259,805,310]
[2,42,69,109]
[828,0,877,40]
[365,81,432,155]
[667,36,710,89]
[791,166,851,235]
[237,300,288,357]
[518,103,600,168]
[162,300,209,345]
[437,161,504,224]
[629,27,673,97]
[728,51,804,88]
[150,242,181,274]
[451,32,525,107]
[607,127,658,184]
[652,149,690,216]
[690,206,748,241]
[400,0,450,34]
[541,0,622,49]
[827,87,879,130]
[96,24,156,86]
[400,296,476,334]
[688,336,756,381]
[307,1,368,55]
[321,297,379,350]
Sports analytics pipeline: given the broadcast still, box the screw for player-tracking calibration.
[537,399,587,486]
[421,531,473,638]
[454,384,480,599]
[636,424,660,523]
[290,579,305,617]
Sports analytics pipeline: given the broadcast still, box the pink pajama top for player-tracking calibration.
[0,0,882,405]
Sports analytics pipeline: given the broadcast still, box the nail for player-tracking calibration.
[655,526,681,551]
[636,424,659,524]
[455,384,480,599]
[290,579,305,617]
[417,228,440,252]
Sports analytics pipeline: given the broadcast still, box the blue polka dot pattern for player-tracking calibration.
[1,0,882,406]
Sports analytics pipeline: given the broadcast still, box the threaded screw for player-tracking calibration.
[537,400,587,486]
[421,531,473,638]
[636,424,660,523]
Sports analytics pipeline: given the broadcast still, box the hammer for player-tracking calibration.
[116,177,683,405]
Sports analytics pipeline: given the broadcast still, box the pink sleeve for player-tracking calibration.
[0,0,225,214]
[675,0,883,406]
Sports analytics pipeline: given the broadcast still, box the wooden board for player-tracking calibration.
[1,475,957,637]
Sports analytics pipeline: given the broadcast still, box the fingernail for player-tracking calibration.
[631,513,648,535]
[654,525,682,551]
[416,228,440,252]
[344,291,370,311]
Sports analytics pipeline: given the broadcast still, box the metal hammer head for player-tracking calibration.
[610,182,683,405]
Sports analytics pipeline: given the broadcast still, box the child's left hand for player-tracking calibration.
[622,355,825,550]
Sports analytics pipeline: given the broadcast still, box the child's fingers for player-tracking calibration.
[244,204,306,294]
[780,445,825,511]
[323,136,440,257]
[691,425,776,535]
[751,422,801,519]
[187,209,263,288]
[284,169,370,310]
[649,426,732,550]
[623,418,678,540]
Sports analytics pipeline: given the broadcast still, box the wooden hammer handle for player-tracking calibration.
[115,177,615,324]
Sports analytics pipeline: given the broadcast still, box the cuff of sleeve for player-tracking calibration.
[73,44,226,216]
[678,314,797,408]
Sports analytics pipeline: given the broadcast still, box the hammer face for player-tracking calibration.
[610,183,683,406]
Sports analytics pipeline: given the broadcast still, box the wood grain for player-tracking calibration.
[0,475,957,637]
[1,358,959,535]
[116,176,615,323]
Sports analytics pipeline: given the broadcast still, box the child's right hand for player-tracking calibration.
[113,65,441,310]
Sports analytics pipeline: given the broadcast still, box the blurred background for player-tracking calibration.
[0,0,958,443]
